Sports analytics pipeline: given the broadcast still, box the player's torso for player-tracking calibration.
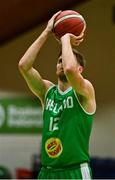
[41,85,94,168]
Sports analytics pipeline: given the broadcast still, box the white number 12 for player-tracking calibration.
[49,117,60,131]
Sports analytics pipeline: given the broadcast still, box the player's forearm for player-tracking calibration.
[19,27,50,71]
[61,35,77,72]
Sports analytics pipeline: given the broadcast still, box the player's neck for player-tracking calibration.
[58,79,71,92]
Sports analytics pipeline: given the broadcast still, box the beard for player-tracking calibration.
[58,73,68,83]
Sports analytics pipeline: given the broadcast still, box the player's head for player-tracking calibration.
[56,49,86,82]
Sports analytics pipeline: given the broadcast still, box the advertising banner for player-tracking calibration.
[0,97,43,134]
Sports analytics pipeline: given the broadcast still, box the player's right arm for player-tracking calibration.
[18,30,52,104]
[18,11,61,105]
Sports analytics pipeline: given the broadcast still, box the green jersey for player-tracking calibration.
[41,85,94,168]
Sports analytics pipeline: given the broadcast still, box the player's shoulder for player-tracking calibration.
[43,79,54,87]
[43,79,55,91]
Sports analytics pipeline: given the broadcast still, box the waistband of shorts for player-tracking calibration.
[41,162,89,172]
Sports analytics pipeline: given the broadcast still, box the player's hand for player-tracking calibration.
[61,33,84,46]
[69,33,84,46]
[46,11,62,32]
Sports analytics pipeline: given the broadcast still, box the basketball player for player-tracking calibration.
[18,11,96,179]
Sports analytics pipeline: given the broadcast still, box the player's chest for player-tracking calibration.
[44,95,74,115]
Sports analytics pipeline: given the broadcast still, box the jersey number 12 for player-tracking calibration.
[49,117,59,131]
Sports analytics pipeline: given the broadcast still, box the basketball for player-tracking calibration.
[52,10,86,39]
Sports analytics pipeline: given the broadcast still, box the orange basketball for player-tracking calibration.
[52,10,86,39]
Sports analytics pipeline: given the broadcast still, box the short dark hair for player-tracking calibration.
[58,48,86,68]
[72,49,86,68]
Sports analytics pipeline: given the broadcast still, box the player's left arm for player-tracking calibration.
[60,33,95,102]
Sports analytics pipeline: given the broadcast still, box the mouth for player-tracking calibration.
[60,70,64,74]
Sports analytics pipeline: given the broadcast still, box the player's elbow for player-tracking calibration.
[18,59,28,73]
[18,61,24,72]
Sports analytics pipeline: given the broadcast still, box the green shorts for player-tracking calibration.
[38,162,92,179]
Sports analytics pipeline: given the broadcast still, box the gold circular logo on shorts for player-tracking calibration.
[45,138,63,158]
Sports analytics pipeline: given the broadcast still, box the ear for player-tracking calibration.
[78,66,84,73]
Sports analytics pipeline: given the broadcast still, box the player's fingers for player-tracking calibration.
[76,33,84,40]
[78,38,84,43]
[82,23,86,33]
[69,34,80,42]
[70,33,84,41]
[77,38,84,44]
[52,11,62,19]
[73,38,83,46]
